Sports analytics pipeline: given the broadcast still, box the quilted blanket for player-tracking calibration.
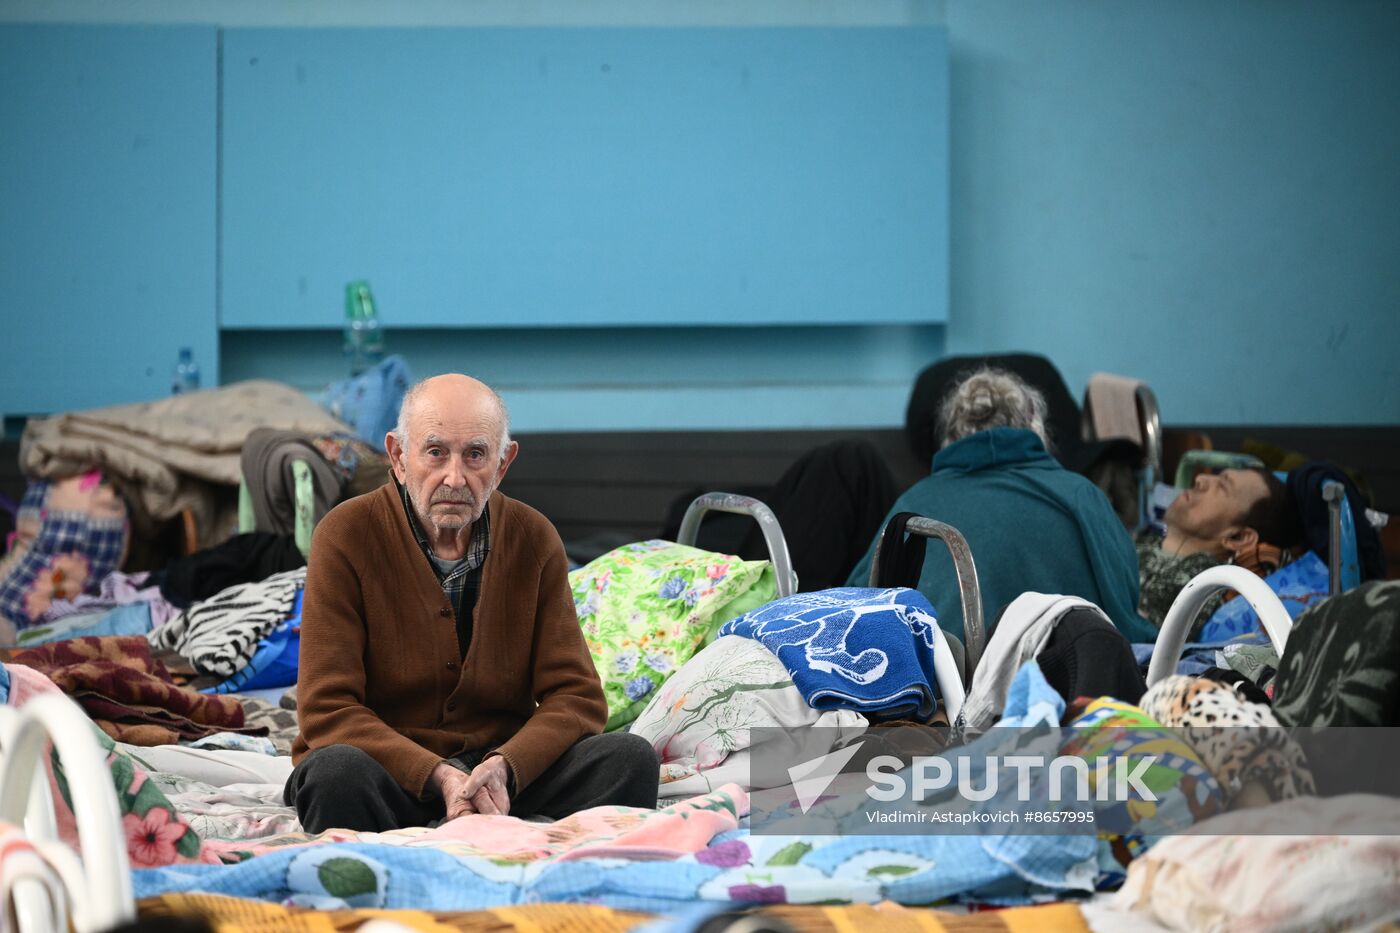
[133,783,1100,912]
[137,893,1093,933]
[21,380,348,546]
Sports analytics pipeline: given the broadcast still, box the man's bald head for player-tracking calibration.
[394,374,511,459]
[385,374,519,545]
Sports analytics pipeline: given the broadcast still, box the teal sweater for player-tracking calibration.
[846,428,1149,645]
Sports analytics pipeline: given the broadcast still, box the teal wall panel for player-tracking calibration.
[3,3,1397,432]
[0,25,218,417]
[219,27,950,330]
[943,1,1400,426]
[219,324,945,432]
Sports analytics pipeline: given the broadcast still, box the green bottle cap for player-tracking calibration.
[345,280,376,321]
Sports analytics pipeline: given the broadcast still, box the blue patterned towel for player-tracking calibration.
[719,587,941,721]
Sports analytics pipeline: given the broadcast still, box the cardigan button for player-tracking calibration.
[439,607,452,617]
[446,661,456,670]
[446,702,457,712]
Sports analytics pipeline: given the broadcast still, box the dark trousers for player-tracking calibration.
[284,732,659,834]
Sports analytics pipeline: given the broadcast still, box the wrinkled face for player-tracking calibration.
[1165,468,1268,544]
[389,399,514,535]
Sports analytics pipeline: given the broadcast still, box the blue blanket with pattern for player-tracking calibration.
[718,587,942,721]
[133,824,1096,913]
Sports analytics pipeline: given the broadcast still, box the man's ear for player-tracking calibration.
[384,432,407,483]
[495,440,520,484]
[1223,524,1260,558]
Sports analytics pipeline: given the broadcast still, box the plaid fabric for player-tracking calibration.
[0,482,128,633]
[397,482,491,618]
[17,481,45,521]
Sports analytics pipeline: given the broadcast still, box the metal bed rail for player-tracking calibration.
[1323,480,1360,597]
[1135,383,1163,493]
[676,492,798,599]
[0,692,134,933]
[868,514,984,683]
[1146,565,1294,687]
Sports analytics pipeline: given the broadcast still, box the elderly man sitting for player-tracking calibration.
[285,373,658,833]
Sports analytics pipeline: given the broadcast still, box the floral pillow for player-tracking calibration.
[570,540,777,730]
[56,729,213,866]
[630,634,867,800]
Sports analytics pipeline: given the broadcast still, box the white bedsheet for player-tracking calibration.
[118,743,294,786]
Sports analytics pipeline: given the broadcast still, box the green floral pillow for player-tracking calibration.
[570,540,777,730]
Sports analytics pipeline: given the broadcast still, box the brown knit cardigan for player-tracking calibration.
[292,483,607,797]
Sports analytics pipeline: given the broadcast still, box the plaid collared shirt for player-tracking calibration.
[398,482,491,646]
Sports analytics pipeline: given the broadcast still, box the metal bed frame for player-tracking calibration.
[1082,378,1163,531]
[866,515,981,722]
[0,692,134,933]
[677,497,970,722]
[1146,564,1294,687]
[675,492,799,599]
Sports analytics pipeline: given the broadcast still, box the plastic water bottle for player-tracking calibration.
[344,280,386,377]
[171,347,201,395]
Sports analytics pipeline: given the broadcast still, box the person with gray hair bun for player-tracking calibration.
[937,368,1050,448]
[847,366,1148,645]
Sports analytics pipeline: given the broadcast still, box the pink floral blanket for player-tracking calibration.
[204,784,748,865]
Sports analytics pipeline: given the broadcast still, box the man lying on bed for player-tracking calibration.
[285,373,658,833]
[1136,466,1302,637]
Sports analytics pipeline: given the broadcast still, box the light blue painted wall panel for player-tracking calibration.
[944,1,1400,425]
[0,25,218,417]
[220,27,949,330]
[220,324,945,431]
[7,4,1397,431]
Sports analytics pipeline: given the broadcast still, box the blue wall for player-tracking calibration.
[220,28,949,332]
[0,25,219,417]
[220,325,946,431]
[943,0,1400,427]
[3,1,1398,433]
